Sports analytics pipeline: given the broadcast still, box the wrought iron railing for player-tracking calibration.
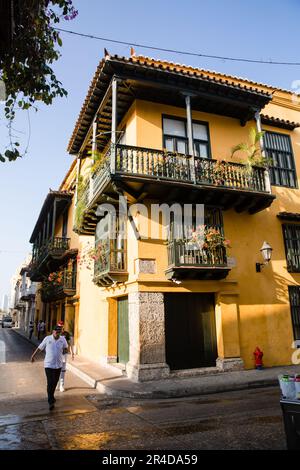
[194,158,266,192]
[74,144,270,231]
[115,144,267,192]
[116,144,192,181]
[167,240,227,268]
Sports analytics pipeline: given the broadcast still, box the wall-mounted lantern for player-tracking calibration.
[256,241,273,272]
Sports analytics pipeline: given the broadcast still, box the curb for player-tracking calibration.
[66,360,280,399]
[97,378,279,400]
[66,362,97,388]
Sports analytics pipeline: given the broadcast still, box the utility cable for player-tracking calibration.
[54,27,300,66]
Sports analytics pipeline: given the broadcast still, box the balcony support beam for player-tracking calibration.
[184,93,196,183]
[74,153,82,208]
[111,76,119,175]
[52,198,57,239]
[91,118,98,163]
[255,110,271,193]
[46,212,50,241]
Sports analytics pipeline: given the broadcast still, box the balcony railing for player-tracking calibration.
[74,144,274,234]
[167,240,228,268]
[32,237,70,268]
[20,284,36,301]
[93,239,127,286]
[116,145,192,182]
[115,144,268,192]
[79,145,270,209]
[41,269,76,302]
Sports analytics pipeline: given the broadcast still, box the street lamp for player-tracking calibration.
[256,241,273,272]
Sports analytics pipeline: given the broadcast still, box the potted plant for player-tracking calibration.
[186,226,231,265]
[231,127,271,172]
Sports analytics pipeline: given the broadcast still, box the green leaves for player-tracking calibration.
[231,143,249,157]
[231,127,268,169]
[0,1,78,162]
[0,148,22,162]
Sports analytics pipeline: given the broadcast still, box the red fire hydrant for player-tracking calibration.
[254,347,263,370]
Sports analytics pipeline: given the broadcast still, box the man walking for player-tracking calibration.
[30,326,68,410]
[56,320,74,392]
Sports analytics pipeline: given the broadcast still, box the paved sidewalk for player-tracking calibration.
[67,354,300,399]
[13,328,299,399]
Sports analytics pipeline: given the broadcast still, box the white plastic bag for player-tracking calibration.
[278,375,295,400]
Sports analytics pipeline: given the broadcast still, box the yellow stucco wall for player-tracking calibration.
[72,79,300,371]
[75,236,109,362]
[114,97,300,370]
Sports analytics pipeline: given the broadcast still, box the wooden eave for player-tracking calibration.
[68,55,272,155]
[261,114,300,130]
[277,212,300,222]
[165,265,231,281]
[29,191,73,244]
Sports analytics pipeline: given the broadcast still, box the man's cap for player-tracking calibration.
[53,326,62,331]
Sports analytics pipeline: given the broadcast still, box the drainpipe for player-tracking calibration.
[255,110,271,193]
[184,94,196,183]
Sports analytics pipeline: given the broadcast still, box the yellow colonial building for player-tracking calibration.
[29,161,79,338]
[32,53,300,382]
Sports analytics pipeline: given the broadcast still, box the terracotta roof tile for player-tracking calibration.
[67,54,277,154]
[261,114,300,130]
[277,212,300,221]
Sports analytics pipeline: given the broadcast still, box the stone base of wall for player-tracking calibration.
[126,362,170,382]
[216,357,244,372]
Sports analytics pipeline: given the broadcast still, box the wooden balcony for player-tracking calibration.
[165,240,230,280]
[29,237,71,281]
[75,144,275,235]
[20,285,36,301]
[41,269,77,302]
[93,239,127,287]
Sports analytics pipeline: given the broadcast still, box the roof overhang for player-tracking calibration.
[29,191,72,243]
[68,55,272,155]
[261,114,300,130]
[277,212,300,222]
[20,266,30,275]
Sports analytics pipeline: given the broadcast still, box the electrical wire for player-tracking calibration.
[54,27,300,66]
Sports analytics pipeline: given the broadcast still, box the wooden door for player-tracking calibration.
[165,293,217,370]
[117,297,129,364]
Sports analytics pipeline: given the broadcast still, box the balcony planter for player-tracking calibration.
[166,228,231,281]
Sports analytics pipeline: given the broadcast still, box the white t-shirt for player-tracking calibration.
[38,335,68,369]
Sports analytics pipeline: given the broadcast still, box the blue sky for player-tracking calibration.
[0,0,299,302]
